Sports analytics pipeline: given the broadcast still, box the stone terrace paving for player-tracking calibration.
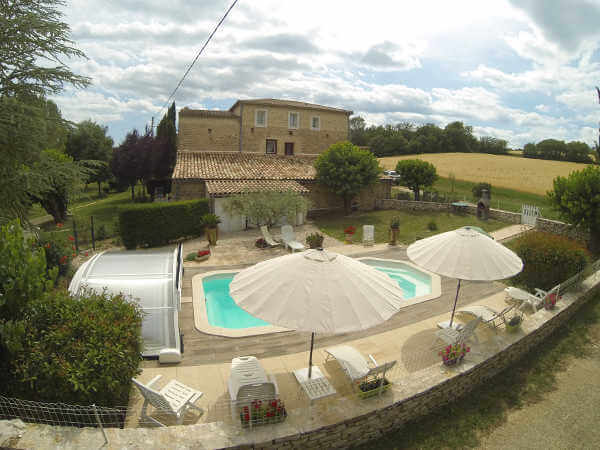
[126,223,530,433]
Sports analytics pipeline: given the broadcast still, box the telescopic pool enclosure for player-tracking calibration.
[68,244,184,363]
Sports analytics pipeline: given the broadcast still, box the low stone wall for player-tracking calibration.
[536,217,589,244]
[377,199,521,224]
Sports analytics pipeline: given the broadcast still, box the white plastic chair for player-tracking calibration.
[456,304,515,330]
[362,225,375,246]
[132,375,203,426]
[281,225,305,252]
[505,285,559,311]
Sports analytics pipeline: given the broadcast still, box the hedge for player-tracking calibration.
[119,199,209,249]
[509,231,590,291]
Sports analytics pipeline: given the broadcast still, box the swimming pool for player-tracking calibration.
[193,258,441,337]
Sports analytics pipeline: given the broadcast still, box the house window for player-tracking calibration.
[285,142,294,155]
[311,116,320,130]
[288,111,299,129]
[266,139,277,154]
[255,109,267,127]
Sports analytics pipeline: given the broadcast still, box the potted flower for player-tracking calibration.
[357,377,392,399]
[344,226,356,244]
[239,399,287,428]
[196,249,210,262]
[306,232,324,249]
[255,238,268,249]
[439,342,470,366]
[543,292,559,310]
[389,216,400,246]
[202,213,221,246]
[505,314,522,333]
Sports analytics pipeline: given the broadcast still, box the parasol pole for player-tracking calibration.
[308,332,315,379]
[448,279,462,327]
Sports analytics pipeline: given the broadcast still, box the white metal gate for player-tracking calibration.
[521,204,540,226]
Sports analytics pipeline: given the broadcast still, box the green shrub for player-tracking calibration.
[38,229,74,278]
[2,289,143,407]
[95,223,108,241]
[509,232,589,290]
[184,252,197,261]
[427,220,438,231]
[119,199,210,249]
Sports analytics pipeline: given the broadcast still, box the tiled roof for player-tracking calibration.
[206,180,310,197]
[179,108,238,118]
[229,98,353,114]
[172,152,317,180]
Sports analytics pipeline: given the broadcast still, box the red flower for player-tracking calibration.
[44,243,51,249]
[244,413,250,421]
[68,236,75,241]
[344,225,356,235]
[72,253,76,257]
[270,400,277,407]
[85,252,89,257]
[56,223,64,228]
[59,256,67,264]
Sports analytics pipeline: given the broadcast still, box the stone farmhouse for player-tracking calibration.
[171,99,391,232]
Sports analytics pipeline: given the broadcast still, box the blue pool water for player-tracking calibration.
[203,260,432,329]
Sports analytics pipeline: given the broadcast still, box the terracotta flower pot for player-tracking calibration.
[207,227,218,246]
[443,355,464,366]
[389,228,399,245]
[345,233,354,244]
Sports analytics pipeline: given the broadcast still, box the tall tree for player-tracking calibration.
[110,130,145,201]
[0,0,90,224]
[65,120,114,194]
[349,116,367,146]
[548,166,600,253]
[315,141,381,214]
[443,121,477,153]
[155,102,178,175]
[395,159,438,201]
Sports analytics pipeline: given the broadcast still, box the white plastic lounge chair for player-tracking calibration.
[281,225,305,252]
[260,225,281,247]
[434,317,481,347]
[132,375,203,427]
[227,356,279,418]
[324,345,396,385]
[456,304,515,330]
[362,225,375,246]
[505,285,559,311]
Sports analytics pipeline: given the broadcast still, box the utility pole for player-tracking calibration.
[151,116,154,137]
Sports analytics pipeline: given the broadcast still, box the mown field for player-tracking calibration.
[380,153,591,196]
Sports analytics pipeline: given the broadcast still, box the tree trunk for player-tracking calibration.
[130,184,135,201]
[589,230,600,255]
[97,182,101,197]
[413,187,420,201]
[343,196,352,215]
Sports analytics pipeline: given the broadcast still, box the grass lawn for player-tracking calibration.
[432,177,560,220]
[314,209,507,245]
[360,292,600,449]
[36,190,133,247]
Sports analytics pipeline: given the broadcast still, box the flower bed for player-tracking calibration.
[439,342,470,366]
[239,399,287,428]
[357,378,392,399]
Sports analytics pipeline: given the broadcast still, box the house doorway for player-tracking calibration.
[285,142,294,155]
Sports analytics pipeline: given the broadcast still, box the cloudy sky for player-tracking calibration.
[54,0,600,148]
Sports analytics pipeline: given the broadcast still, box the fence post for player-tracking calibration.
[90,216,96,251]
[92,404,108,445]
[72,218,79,254]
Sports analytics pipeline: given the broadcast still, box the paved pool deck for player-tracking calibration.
[127,223,530,428]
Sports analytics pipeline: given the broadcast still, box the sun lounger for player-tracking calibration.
[433,317,481,348]
[132,375,203,426]
[281,225,305,252]
[363,225,375,246]
[456,304,515,330]
[324,345,396,386]
[505,285,559,311]
[260,225,281,247]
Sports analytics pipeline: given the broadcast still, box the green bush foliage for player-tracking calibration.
[510,232,589,290]
[38,229,74,278]
[427,220,438,231]
[119,199,209,249]
[0,221,55,319]
[395,159,437,201]
[2,289,143,407]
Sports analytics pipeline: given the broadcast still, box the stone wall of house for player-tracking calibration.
[306,180,391,214]
[239,104,349,155]
[7,274,599,449]
[377,199,521,224]
[172,180,206,201]
[178,113,240,152]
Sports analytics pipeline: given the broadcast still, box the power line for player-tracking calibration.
[157,0,240,118]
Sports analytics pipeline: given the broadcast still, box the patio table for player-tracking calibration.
[294,367,336,400]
